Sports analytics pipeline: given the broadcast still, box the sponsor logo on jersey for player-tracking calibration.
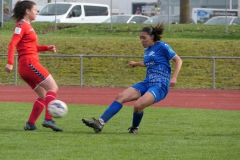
[165,43,175,55]
[14,27,22,34]
[168,48,175,55]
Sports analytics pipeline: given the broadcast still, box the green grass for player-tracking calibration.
[0,102,239,160]
[0,22,240,89]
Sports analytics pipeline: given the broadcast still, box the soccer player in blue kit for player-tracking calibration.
[82,23,182,134]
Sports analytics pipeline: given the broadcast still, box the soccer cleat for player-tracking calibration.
[42,120,63,132]
[128,127,138,134]
[24,122,37,131]
[82,118,104,133]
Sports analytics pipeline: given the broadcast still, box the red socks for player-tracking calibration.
[28,98,45,124]
[27,91,56,123]
[45,91,56,120]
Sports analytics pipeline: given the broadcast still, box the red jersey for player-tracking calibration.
[7,20,48,65]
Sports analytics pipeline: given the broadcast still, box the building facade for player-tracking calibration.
[119,0,239,16]
[7,0,240,16]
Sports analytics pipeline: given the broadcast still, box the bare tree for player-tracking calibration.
[180,0,190,24]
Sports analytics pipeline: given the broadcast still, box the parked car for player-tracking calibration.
[202,16,240,25]
[3,14,11,22]
[143,15,196,24]
[34,2,110,23]
[103,15,149,24]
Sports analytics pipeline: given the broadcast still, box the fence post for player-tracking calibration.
[80,55,83,87]
[14,55,18,86]
[212,57,216,90]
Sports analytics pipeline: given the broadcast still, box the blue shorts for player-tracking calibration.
[131,81,168,103]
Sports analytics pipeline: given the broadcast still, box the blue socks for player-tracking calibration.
[100,101,144,128]
[100,101,122,123]
[132,112,143,128]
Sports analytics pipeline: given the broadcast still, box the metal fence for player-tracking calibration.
[0,54,240,89]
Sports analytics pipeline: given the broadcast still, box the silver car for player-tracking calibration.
[103,14,149,24]
[203,16,240,25]
[3,14,11,22]
[144,15,196,24]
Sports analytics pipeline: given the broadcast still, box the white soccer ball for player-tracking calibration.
[48,100,68,118]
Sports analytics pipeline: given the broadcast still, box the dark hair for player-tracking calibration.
[140,23,164,42]
[11,0,36,22]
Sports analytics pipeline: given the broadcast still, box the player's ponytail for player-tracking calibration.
[152,23,164,41]
[141,23,164,42]
[11,0,36,22]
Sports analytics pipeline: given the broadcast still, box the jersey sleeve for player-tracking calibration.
[7,26,25,65]
[162,43,177,61]
[37,45,48,52]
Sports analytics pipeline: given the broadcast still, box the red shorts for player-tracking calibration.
[18,59,50,90]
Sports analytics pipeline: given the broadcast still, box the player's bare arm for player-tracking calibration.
[170,55,182,86]
[5,64,13,73]
[129,61,145,67]
[47,45,56,53]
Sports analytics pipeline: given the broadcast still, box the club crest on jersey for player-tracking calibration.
[149,51,155,56]
[14,27,22,34]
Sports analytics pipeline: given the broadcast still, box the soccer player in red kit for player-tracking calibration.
[5,0,63,132]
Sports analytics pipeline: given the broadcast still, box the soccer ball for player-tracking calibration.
[48,100,68,118]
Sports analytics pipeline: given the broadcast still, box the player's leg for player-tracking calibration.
[20,59,62,131]
[38,75,58,120]
[18,60,46,131]
[38,75,62,132]
[24,86,46,131]
[128,85,168,134]
[82,87,141,133]
[82,83,144,133]
[128,92,154,134]
[99,87,141,123]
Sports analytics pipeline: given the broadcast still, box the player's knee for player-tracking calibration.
[133,102,144,113]
[38,93,46,100]
[54,85,59,92]
[49,84,58,93]
[115,92,125,103]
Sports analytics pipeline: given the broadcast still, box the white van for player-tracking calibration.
[34,2,110,23]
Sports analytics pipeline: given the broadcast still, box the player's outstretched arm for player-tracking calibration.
[129,61,145,67]
[170,55,182,86]
[37,45,56,53]
[47,45,56,53]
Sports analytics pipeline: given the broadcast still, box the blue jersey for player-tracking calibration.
[143,42,177,87]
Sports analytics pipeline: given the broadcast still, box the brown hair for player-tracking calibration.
[11,0,36,22]
[140,23,164,42]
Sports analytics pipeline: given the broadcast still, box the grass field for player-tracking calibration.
[0,102,239,160]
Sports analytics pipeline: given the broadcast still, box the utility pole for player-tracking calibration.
[9,0,13,13]
[0,0,3,28]
[225,0,228,34]
[157,0,161,8]
[238,0,240,18]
